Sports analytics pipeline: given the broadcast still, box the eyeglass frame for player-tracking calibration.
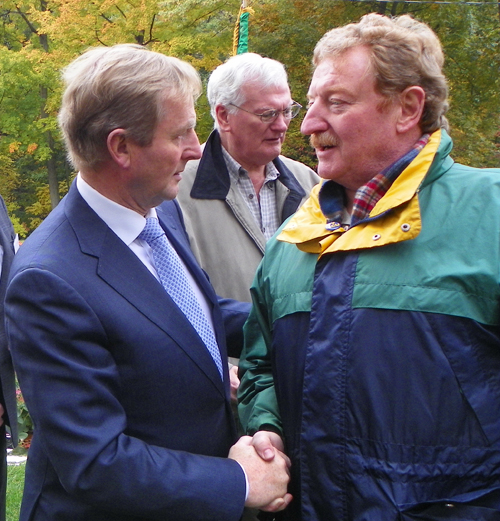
[228,101,302,123]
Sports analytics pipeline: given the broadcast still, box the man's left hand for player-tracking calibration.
[229,364,240,404]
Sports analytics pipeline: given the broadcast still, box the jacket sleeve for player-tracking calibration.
[217,298,251,359]
[6,267,246,521]
[237,264,283,436]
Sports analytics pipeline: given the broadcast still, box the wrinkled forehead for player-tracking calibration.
[240,81,292,107]
[308,48,375,97]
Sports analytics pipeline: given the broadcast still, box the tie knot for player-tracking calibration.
[139,217,164,245]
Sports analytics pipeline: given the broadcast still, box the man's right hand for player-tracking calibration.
[251,430,285,461]
[229,435,292,512]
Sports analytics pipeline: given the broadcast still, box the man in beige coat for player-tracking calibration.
[176,53,319,304]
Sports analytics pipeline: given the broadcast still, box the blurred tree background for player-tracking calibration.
[0,0,499,236]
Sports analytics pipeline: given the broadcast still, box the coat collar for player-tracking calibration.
[190,130,307,221]
[278,129,453,256]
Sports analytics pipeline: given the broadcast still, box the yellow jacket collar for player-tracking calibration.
[278,129,442,256]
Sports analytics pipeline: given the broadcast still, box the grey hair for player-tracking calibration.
[313,14,449,133]
[58,43,202,171]
[207,53,289,130]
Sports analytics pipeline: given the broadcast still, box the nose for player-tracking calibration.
[184,129,202,161]
[270,113,289,132]
[300,104,328,136]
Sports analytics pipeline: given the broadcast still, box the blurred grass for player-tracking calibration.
[6,462,25,521]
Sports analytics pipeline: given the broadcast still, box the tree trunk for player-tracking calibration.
[377,2,388,15]
[39,15,59,209]
[46,131,59,209]
[40,84,59,209]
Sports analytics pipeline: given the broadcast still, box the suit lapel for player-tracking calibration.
[156,202,230,381]
[65,186,226,395]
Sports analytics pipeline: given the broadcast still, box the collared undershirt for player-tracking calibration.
[222,146,281,240]
[76,174,215,333]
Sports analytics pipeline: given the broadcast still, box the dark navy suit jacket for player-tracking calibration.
[0,194,16,521]
[0,195,16,440]
[5,182,249,521]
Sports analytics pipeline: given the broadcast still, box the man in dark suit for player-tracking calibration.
[5,44,291,521]
[0,195,16,521]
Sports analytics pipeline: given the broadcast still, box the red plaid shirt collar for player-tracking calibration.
[350,134,429,225]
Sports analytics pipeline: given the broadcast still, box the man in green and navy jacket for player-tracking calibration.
[238,13,500,521]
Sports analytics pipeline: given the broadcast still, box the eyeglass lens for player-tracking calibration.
[261,103,301,122]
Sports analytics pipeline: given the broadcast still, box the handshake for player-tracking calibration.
[229,431,293,513]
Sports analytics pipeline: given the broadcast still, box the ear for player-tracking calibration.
[107,129,131,168]
[396,86,425,134]
[215,104,232,133]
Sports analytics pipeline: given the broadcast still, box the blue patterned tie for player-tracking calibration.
[139,218,223,378]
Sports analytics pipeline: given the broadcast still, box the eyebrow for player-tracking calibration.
[254,101,294,111]
[181,118,197,130]
[308,85,353,100]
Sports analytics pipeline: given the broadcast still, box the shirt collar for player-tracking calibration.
[221,145,280,184]
[76,174,156,246]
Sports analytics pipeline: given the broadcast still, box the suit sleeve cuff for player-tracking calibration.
[235,461,249,500]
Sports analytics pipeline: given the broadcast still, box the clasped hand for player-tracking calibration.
[229,431,292,512]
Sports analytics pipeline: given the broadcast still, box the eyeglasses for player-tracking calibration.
[228,101,302,123]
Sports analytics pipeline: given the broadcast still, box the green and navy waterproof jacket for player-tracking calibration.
[238,129,500,521]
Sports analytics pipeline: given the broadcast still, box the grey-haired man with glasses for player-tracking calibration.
[176,52,319,307]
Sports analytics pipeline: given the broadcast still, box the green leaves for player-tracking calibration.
[0,0,498,236]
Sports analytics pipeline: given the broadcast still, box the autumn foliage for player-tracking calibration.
[0,0,499,236]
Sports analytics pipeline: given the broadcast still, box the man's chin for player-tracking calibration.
[262,143,282,161]
[317,163,340,181]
